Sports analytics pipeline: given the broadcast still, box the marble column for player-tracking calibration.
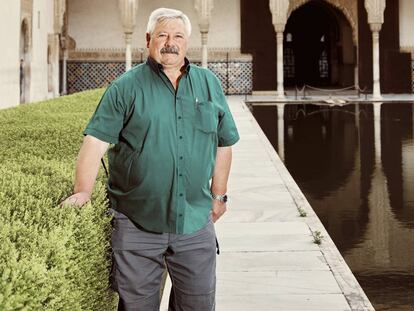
[371,24,382,99]
[125,33,132,71]
[364,0,386,99]
[62,48,68,95]
[269,0,289,99]
[354,47,359,90]
[276,31,284,98]
[118,0,139,72]
[54,0,66,96]
[194,0,214,69]
[201,32,208,68]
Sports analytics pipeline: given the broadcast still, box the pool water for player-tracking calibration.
[253,102,414,311]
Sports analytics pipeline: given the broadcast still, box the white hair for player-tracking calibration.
[146,8,192,37]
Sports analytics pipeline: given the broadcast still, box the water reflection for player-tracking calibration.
[253,102,414,311]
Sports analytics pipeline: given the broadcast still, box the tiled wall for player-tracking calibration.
[67,61,252,95]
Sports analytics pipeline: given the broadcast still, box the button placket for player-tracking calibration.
[175,90,185,231]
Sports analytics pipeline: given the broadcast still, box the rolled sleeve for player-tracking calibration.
[214,81,240,147]
[83,83,127,144]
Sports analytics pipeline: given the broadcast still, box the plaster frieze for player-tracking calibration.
[118,0,139,34]
[288,0,358,44]
[364,0,386,25]
[194,0,214,33]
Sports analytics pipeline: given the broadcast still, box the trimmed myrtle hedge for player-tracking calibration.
[0,90,117,310]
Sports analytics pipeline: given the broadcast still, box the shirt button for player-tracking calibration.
[179,214,183,217]
[179,173,182,177]
[180,156,183,160]
[179,136,183,139]
[179,193,183,196]
[178,116,182,119]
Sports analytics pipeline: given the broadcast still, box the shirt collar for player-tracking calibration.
[146,56,191,74]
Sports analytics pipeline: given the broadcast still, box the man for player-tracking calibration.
[63,7,239,311]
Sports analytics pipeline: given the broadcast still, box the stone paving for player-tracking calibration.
[161,96,375,311]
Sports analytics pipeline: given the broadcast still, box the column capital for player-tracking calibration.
[369,22,382,33]
[194,0,214,32]
[275,26,285,35]
[269,0,289,31]
[118,0,139,34]
[364,0,386,25]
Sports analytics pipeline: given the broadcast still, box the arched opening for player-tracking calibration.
[19,19,30,103]
[284,0,355,88]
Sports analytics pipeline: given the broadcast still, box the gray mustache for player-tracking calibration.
[160,47,179,54]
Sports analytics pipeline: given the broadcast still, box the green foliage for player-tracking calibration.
[312,230,324,245]
[297,207,307,217]
[0,90,117,310]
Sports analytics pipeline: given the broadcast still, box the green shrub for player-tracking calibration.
[0,90,117,310]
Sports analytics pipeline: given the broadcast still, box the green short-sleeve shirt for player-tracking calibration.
[84,58,239,234]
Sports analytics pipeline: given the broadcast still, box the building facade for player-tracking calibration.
[1,0,413,109]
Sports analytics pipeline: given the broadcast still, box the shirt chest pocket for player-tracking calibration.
[194,101,218,134]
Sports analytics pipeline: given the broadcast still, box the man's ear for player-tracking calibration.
[146,33,151,48]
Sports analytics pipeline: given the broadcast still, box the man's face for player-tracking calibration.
[146,18,188,69]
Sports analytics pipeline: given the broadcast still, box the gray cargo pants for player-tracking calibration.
[110,209,218,311]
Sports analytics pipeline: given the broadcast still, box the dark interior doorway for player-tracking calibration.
[284,0,355,88]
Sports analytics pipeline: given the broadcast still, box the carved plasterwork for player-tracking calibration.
[194,0,214,33]
[288,0,358,43]
[269,0,290,32]
[364,0,386,25]
[118,0,139,34]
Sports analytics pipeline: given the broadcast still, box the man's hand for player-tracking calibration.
[61,191,91,207]
[211,200,227,223]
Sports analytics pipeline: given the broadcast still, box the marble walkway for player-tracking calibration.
[160,96,374,311]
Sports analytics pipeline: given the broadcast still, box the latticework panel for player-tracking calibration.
[67,61,252,95]
[412,60,414,93]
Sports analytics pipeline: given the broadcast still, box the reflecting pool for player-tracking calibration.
[253,102,414,311]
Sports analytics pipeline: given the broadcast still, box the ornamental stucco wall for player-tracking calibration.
[30,0,58,102]
[399,0,414,48]
[399,0,414,91]
[68,0,241,50]
[0,0,60,109]
[0,2,20,109]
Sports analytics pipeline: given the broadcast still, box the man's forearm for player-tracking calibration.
[74,135,109,196]
[211,146,232,194]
